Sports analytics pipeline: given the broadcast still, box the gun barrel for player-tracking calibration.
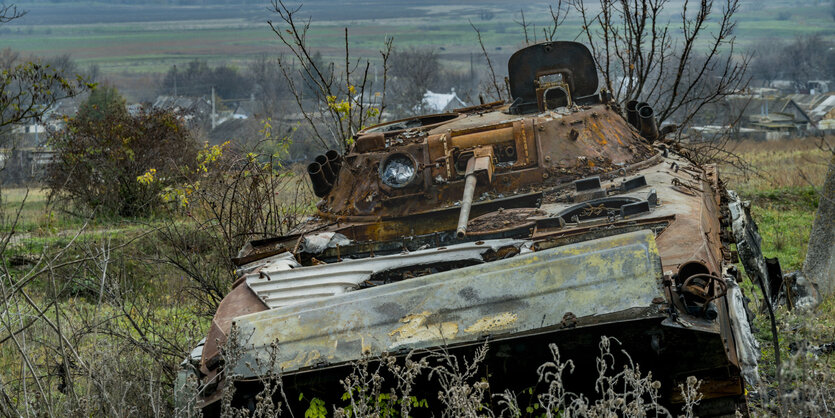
[456,173,478,238]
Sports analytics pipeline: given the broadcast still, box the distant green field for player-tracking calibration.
[1,1,832,77]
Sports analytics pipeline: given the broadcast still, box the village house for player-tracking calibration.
[421,89,467,113]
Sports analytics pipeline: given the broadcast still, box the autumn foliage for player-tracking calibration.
[46,90,198,217]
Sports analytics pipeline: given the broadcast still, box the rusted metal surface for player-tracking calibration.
[507,41,599,114]
[199,281,268,377]
[320,103,654,223]
[182,41,771,416]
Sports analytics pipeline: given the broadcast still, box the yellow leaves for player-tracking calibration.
[155,140,230,209]
[136,168,156,185]
[327,95,352,120]
[161,186,191,208]
[259,118,273,140]
[327,89,382,128]
[197,141,228,172]
[145,140,229,209]
[327,86,363,121]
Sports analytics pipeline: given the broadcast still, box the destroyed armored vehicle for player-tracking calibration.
[179,42,775,416]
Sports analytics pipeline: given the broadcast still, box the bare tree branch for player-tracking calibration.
[469,20,504,102]
[268,0,389,153]
[565,0,749,141]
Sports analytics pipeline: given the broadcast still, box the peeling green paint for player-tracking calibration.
[232,230,664,378]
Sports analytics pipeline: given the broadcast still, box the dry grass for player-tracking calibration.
[718,137,832,193]
[748,295,835,417]
[718,137,832,270]
[215,334,704,417]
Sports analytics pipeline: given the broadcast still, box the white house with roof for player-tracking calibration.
[421,89,467,113]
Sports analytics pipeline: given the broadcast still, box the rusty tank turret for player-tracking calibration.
[179,42,774,416]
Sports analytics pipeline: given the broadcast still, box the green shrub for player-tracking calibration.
[45,89,198,217]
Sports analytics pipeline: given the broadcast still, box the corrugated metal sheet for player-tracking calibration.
[232,230,663,377]
[245,239,527,309]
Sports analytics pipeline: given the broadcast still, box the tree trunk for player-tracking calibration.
[804,154,835,297]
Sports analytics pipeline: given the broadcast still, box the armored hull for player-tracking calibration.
[179,42,768,416]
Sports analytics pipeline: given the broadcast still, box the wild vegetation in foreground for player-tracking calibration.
[0,137,832,416]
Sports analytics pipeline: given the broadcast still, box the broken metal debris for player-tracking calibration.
[781,271,821,311]
[379,153,417,188]
[727,280,761,384]
[789,340,835,356]
[235,230,663,377]
[298,232,351,254]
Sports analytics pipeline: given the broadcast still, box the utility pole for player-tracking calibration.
[173,64,178,97]
[470,52,474,80]
[211,86,217,130]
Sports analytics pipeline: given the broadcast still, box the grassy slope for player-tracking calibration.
[720,138,830,270]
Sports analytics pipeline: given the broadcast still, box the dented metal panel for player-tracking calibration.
[231,230,663,377]
[728,190,772,298]
[726,279,760,384]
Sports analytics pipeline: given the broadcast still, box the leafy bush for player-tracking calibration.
[152,124,313,312]
[75,83,125,122]
[46,89,198,217]
[0,54,88,131]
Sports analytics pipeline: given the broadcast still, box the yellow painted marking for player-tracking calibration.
[464,312,518,333]
[361,336,371,354]
[388,311,458,345]
[304,350,322,367]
